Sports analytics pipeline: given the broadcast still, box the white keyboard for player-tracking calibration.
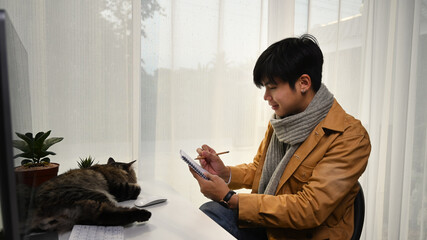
[69,225,124,240]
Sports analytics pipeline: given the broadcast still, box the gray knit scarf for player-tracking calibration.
[258,84,334,195]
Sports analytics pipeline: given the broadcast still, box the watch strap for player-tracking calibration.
[219,190,236,208]
[223,190,236,202]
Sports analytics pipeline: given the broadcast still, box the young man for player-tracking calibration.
[190,35,371,240]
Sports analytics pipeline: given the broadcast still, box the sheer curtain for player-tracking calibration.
[139,0,276,204]
[360,0,426,239]
[0,0,141,173]
[142,0,427,238]
[297,0,427,239]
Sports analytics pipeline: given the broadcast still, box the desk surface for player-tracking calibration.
[59,180,235,240]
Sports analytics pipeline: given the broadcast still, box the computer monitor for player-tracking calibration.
[0,9,31,240]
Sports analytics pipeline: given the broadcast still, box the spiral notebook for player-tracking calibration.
[180,149,208,180]
[69,225,124,240]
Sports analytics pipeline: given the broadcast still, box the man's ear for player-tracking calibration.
[298,74,312,93]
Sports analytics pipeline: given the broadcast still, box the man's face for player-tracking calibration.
[263,78,306,118]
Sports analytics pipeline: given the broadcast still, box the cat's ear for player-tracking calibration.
[126,160,137,169]
[107,157,116,164]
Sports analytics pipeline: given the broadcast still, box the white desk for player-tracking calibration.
[59,180,236,239]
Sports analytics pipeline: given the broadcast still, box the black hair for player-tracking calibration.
[253,34,323,92]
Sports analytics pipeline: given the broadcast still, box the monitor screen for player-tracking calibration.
[0,9,32,240]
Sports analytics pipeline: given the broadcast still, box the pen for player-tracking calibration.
[195,151,230,160]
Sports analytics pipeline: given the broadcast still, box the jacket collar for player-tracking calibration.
[321,99,346,133]
[274,99,345,194]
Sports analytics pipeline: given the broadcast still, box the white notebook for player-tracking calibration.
[69,225,124,240]
[180,149,208,180]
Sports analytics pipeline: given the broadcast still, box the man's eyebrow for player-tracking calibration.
[264,80,277,86]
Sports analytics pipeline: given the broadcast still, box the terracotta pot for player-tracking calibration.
[15,163,59,187]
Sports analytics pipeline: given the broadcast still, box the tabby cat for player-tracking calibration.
[28,157,151,233]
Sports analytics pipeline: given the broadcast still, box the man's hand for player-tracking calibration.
[190,168,229,202]
[196,144,230,182]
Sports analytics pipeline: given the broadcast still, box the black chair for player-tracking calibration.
[351,182,365,240]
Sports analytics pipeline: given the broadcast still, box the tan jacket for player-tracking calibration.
[229,100,370,240]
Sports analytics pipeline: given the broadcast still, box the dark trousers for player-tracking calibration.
[200,201,268,240]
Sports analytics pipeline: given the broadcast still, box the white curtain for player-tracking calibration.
[142,0,427,239]
[1,0,425,238]
[302,0,426,239]
[0,0,141,173]
[139,0,272,204]
[359,0,426,239]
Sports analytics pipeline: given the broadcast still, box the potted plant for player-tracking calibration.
[77,155,97,169]
[13,130,64,187]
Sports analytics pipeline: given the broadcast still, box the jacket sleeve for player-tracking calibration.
[237,126,371,229]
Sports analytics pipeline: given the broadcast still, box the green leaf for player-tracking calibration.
[45,151,56,155]
[78,156,96,169]
[16,132,33,145]
[36,151,56,159]
[21,159,33,165]
[41,137,64,151]
[14,131,63,164]
[25,132,33,138]
[13,152,34,159]
[41,157,50,163]
[12,140,29,153]
[35,131,45,141]
[35,131,51,144]
[34,132,49,152]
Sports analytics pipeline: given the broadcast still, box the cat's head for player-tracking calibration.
[106,157,138,183]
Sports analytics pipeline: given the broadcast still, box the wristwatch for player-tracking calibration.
[219,190,236,208]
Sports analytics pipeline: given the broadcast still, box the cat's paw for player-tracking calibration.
[134,208,151,222]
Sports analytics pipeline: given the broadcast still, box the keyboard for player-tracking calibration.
[69,225,124,240]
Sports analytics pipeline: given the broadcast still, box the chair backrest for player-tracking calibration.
[351,182,365,240]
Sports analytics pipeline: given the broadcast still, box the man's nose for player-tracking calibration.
[264,90,271,101]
